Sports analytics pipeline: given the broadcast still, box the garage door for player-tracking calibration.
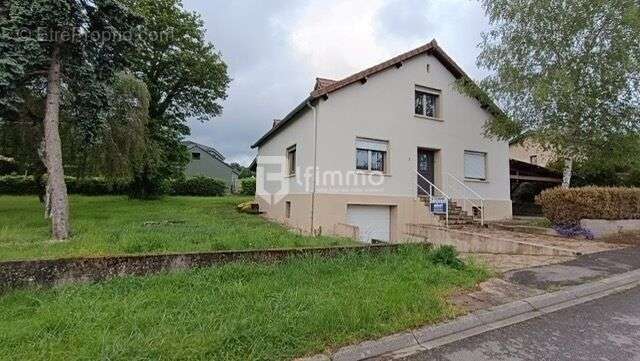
[347,205,390,243]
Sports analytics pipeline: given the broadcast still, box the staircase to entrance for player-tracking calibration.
[416,171,485,227]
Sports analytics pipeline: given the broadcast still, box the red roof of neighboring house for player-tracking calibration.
[251,39,498,148]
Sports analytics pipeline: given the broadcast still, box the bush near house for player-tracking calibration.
[240,177,256,196]
[536,187,640,224]
[170,176,227,196]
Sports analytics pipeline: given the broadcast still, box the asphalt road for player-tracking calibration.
[401,286,640,361]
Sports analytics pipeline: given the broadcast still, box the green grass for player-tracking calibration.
[0,246,490,361]
[0,196,353,261]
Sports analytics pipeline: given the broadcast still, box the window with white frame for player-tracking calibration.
[415,89,439,118]
[355,138,388,172]
[287,145,296,175]
[464,151,487,180]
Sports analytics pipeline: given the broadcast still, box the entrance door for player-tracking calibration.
[417,149,435,196]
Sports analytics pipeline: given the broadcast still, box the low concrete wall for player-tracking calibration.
[581,219,640,239]
[489,223,560,237]
[0,245,403,292]
[404,224,576,257]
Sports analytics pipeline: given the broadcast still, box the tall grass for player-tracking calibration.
[0,246,490,361]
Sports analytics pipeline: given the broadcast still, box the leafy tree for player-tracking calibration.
[0,0,141,238]
[124,0,230,180]
[548,134,640,187]
[466,0,640,188]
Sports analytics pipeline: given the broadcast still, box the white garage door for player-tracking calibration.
[347,205,390,243]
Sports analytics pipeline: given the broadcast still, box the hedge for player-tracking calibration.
[0,175,42,195]
[536,186,640,225]
[240,177,256,196]
[0,175,228,197]
[170,176,227,196]
[0,176,130,195]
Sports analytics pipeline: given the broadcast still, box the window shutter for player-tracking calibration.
[355,138,388,152]
[464,151,486,179]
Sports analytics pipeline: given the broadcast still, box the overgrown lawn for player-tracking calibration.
[0,246,490,361]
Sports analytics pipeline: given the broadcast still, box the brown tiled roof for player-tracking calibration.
[310,39,465,98]
[314,78,337,90]
[252,39,500,148]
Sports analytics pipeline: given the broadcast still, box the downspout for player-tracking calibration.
[306,99,318,235]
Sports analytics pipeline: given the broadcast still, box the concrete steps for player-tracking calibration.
[419,197,478,226]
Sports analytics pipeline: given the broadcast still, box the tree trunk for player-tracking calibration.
[562,157,573,189]
[43,45,70,239]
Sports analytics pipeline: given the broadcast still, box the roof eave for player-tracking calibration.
[251,96,312,149]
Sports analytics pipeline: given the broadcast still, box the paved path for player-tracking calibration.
[397,285,640,361]
[505,247,640,289]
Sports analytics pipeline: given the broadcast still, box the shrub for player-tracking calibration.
[129,171,169,200]
[240,177,256,196]
[171,176,227,196]
[429,245,465,270]
[536,186,640,225]
[0,157,18,175]
[66,177,130,195]
[0,175,41,194]
[0,176,132,195]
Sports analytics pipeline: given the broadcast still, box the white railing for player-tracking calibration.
[444,172,485,226]
[416,171,450,227]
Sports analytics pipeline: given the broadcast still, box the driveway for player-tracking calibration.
[396,285,640,361]
[505,246,640,289]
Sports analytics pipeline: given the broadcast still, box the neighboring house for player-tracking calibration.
[183,141,240,191]
[251,40,512,243]
[509,136,556,167]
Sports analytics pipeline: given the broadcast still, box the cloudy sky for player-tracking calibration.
[182,0,490,166]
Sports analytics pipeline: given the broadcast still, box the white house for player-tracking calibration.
[251,40,512,242]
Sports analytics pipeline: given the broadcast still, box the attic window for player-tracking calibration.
[415,90,439,118]
[192,152,201,160]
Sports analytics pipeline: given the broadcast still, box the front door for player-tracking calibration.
[417,149,435,196]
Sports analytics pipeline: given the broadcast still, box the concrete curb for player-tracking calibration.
[295,268,640,361]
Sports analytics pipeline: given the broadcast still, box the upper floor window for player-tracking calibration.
[464,151,487,181]
[287,145,296,175]
[191,152,201,160]
[356,138,388,173]
[415,90,439,118]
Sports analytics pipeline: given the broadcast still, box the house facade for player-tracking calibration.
[251,40,512,242]
[509,137,556,167]
[183,141,240,191]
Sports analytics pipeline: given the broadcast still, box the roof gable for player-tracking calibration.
[252,39,502,148]
[183,141,226,162]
